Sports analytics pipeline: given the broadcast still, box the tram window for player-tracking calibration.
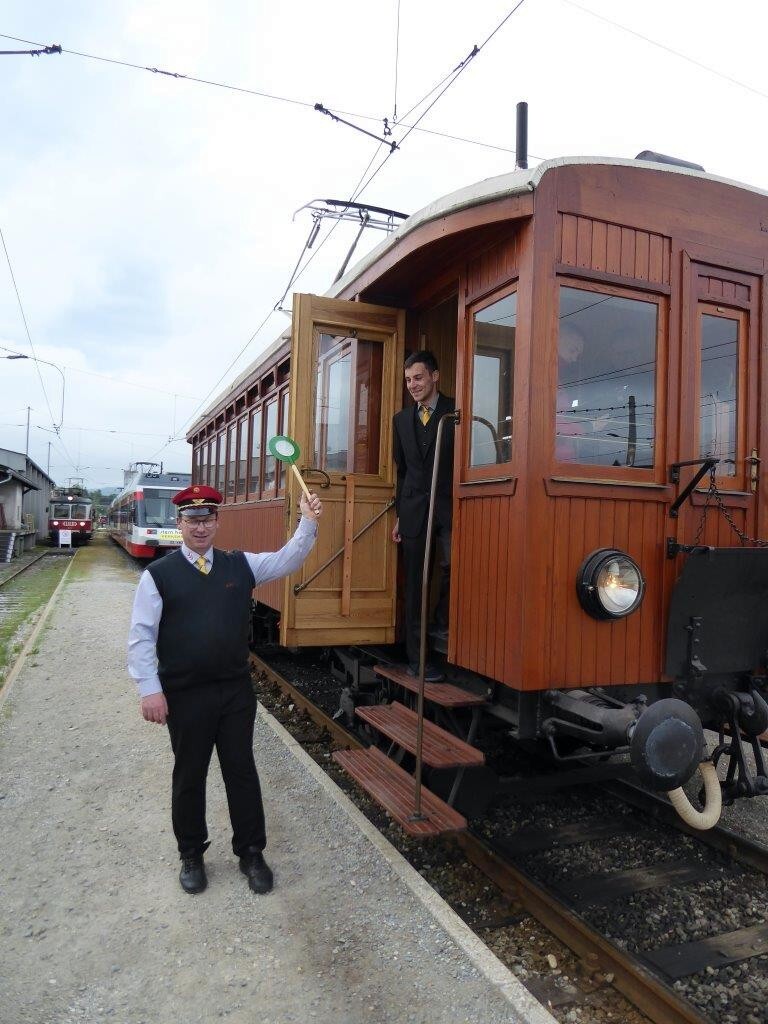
[206,439,213,486]
[249,408,262,498]
[225,426,236,501]
[699,312,738,477]
[142,488,177,526]
[263,398,278,492]
[216,433,226,492]
[199,443,208,486]
[470,293,516,466]
[314,332,382,474]
[192,447,200,484]
[72,504,89,519]
[237,418,248,499]
[277,389,289,491]
[556,286,658,469]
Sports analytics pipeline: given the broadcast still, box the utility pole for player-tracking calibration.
[47,441,52,476]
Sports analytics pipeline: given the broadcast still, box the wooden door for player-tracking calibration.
[674,261,761,549]
[280,294,405,646]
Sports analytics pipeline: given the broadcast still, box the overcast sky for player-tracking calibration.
[1,0,767,488]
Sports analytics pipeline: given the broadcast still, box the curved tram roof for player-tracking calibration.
[189,154,768,437]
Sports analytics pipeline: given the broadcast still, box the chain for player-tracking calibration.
[695,464,768,548]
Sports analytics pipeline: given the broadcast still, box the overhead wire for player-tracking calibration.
[0,345,200,400]
[0,30,523,159]
[0,225,58,433]
[148,0,533,460]
[560,0,768,104]
[392,0,401,122]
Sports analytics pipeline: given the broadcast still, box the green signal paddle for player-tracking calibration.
[268,435,312,499]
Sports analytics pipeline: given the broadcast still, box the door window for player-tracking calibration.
[314,332,383,474]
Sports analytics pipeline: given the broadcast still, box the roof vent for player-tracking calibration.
[635,150,705,172]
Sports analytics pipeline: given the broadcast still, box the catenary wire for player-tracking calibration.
[0,225,58,432]
[0,30,524,159]
[148,1,533,458]
[561,0,768,104]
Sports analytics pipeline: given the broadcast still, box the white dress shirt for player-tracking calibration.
[127,516,317,697]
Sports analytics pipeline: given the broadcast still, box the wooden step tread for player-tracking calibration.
[355,701,484,768]
[332,746,467,837]
[374,664,486,707]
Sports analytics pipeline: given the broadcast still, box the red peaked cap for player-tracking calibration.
[173,484,223,517]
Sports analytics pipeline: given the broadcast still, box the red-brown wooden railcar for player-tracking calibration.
[188,156,768,821]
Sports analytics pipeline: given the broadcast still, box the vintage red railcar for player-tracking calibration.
[48,486,93,546]
[188,155,768,829]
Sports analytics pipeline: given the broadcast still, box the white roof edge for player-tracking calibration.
[330,155,768,298]
[189,155,768,439]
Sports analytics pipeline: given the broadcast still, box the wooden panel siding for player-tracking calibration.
[451,493,525,686]
[546,495,668,687]
[559,213,670,285]
[216,501,287,610]
[466,234,519,300]
[698,276,751,306]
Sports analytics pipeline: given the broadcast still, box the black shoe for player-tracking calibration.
[239,851,273,894]
[406,663,444,683]
[179,855,207,894]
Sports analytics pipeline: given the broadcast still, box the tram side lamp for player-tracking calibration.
[268,435,312,499]
[577,548,645,620]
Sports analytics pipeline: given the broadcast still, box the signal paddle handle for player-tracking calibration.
[290,463,312,500]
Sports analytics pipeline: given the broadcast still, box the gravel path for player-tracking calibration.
[0,540,548,1024]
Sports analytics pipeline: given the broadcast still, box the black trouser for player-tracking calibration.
[401,519,451,667]
[165,677,265,859]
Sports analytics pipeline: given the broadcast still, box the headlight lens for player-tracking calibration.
[577,549,645,620]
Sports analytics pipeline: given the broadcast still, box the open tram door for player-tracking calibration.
[280,294,405,646]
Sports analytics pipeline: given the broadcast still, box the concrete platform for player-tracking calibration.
[0,538,555,1024]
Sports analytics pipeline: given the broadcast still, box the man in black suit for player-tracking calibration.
[392,350,455,681]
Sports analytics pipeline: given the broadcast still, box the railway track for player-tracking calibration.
[251,650,768,1024]
[0,550,60,589]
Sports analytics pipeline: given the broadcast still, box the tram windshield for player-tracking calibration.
[51,502,91,519]
[556,286,658,468]
[141,488,179,527]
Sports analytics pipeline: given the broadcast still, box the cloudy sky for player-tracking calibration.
[1,0,766,488]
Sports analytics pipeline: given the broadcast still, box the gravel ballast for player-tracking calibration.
[0,540,552,1024]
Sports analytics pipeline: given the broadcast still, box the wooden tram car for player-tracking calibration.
[48,486,93,546]
[188,155,768,825]
[108,464,191,559]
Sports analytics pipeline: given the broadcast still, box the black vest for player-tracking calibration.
[147,549,255,693]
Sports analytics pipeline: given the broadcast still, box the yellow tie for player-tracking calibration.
[195,556,209,575]
[419,404,431,426]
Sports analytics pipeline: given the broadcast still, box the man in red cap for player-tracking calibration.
[128,483,322,895]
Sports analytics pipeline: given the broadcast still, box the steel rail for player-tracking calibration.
[456,833,706,1024]
[0,550,59,590]
[250,652,365,751]
[249,650,710,1024]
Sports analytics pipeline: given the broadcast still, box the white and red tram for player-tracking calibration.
[48,488,93,546]
[108,463,191,559]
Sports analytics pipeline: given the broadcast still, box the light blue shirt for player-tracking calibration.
[128,516,317,698]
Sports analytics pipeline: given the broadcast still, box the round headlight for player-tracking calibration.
[577,548,645,620]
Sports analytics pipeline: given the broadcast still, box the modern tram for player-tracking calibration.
[108,463,191,559]
[186,153,768,827]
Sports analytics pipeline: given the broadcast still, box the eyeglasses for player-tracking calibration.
[180,516,218,528]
